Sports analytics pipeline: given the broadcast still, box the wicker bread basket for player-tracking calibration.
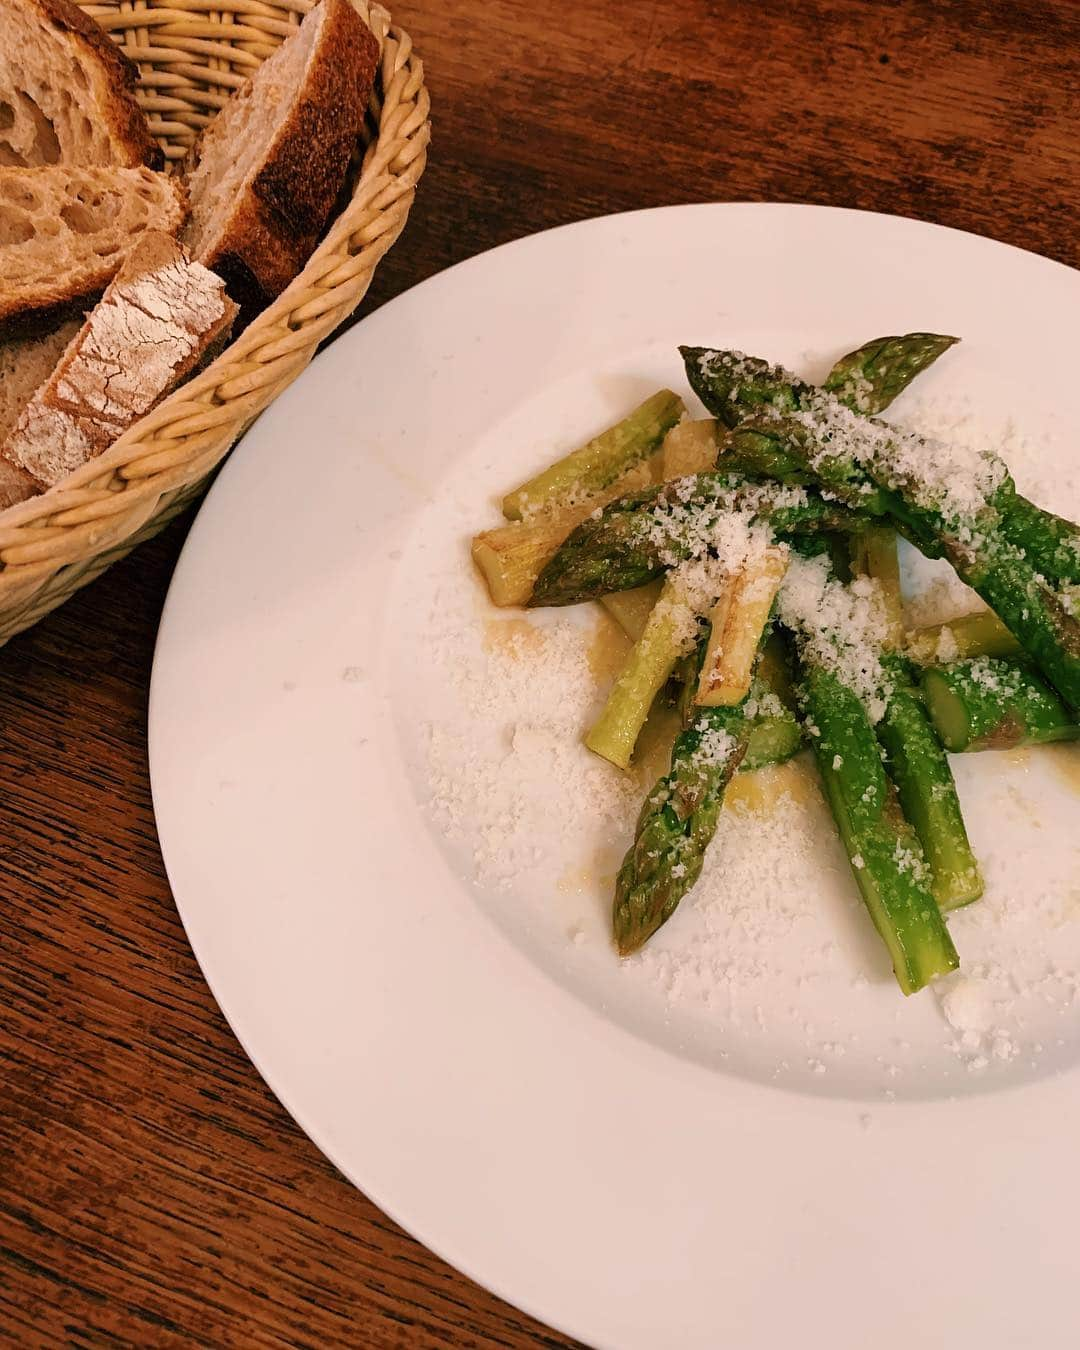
[0,0,429,644]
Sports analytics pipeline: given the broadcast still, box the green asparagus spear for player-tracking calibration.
[613,622,800,953]
[600,580,664,641]
[741,697,802,770]
[586,573,704,770]
[684,348,1080,708]
[843,531,982,910]
[822,333,959,415]
[613,701,751,955]
[921,657,1080,751]
[958,540,1080,710]
[678,636,802,771]
[876,654,983,910]
[501,389,685,520]
[723,420,940,550]
[993,484,1080,588]
[685,342,1080,590]
[684,349,800,430]
[850,526,905,644]
[906,610,1022,664]
[798,662,959,994]
[529,474,870,607]
[782,541,982,917]
[683,332,956,432]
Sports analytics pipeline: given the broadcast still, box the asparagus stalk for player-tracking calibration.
[613,596,800,950]
[876,655,983,910]
[684,348,1080,709]
[850,526,904,646]
[741,674,802,770]
[961,541,1080,710]
[599,580,664,641]
[481,412,719,608]
[741,710,802,770]
[679,633,802,769]
[529,474,870,607]
[612,623,804,955]
[473,456,661,606]
[501,390,685,520]
[847,528,982,909]
[905,610,1021,664]
[994,485,1080,588]
[685,342,1080,591]
[921,657,1080,751]
[585,573,709,770]
[822,333,959,414]
[722,418,937,547]
[613,700,751,954]
[695,546,789,705]
[682,332,957,433]
[755,631,796,708]
[588,541,786,767]
[798,662,959,993]
[595,421,721,637]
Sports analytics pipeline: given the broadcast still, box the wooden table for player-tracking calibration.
[3,1,1078,1343]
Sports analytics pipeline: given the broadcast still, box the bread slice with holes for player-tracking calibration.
[0,0,161,169]
[0,165,187,336]
[1,230,236,502]
[182,0,379,316]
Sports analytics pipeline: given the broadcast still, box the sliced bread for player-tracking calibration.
[0,320,81,445]
[0,165,187,336]
[1,231,237,498]
[183,0,379,315]
[0,0,161,169]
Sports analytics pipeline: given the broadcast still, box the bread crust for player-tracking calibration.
[12,0,163,169]
[188,0,379,314]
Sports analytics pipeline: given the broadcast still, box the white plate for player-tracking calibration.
[150,204,1080,1349]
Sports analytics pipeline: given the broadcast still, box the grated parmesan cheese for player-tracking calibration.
[695,347,1010,526]
[639,477,806,572]
[782,389,1008,525]
[777,553,892,722]
[694,723,738,769]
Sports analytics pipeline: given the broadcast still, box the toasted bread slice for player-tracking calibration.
[0,165,187,335]
[0,0,161,169]
[2,231,236,495]
[183,0,379,315]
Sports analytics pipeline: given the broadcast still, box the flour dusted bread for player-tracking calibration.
[0,0,160,169]
[0,165,186,335]
[2,231,236,499]
[183,0,379,314]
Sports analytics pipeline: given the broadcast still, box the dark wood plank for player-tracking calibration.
[2,0,1078,1343]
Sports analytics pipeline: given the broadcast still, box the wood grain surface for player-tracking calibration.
[2,1,1078,1344]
